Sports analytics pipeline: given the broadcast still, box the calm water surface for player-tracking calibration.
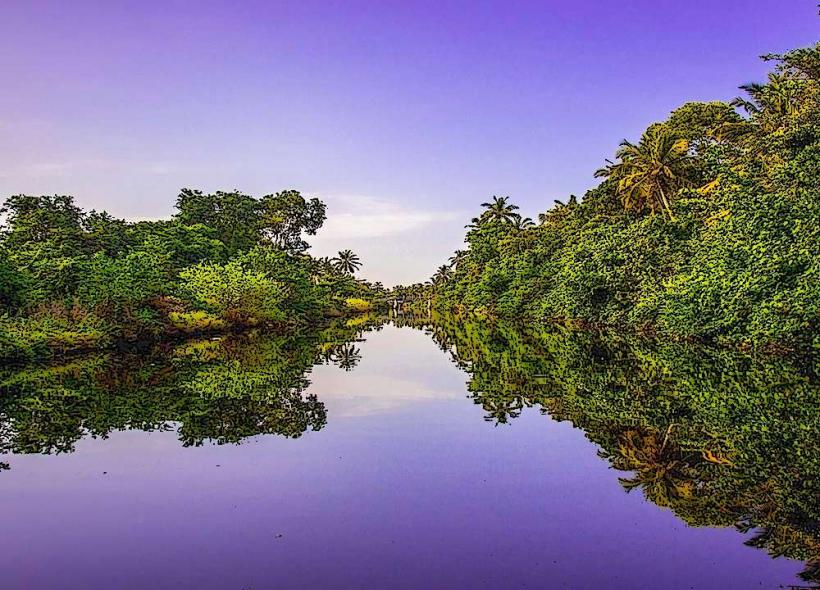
[1,318,817,589]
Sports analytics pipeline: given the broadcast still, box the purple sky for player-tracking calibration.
[1,1,817,284]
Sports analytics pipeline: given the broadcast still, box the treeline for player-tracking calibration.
[0,189,382,360]
[422,44,819,350]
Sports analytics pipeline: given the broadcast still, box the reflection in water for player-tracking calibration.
[1,314,818,584]
[394,314,820,585]
[0,318,382,458]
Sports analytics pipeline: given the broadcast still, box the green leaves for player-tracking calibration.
[431,42,820,351]
[179,259,285,326]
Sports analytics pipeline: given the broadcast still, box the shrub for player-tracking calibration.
[179,260,285,325]
[344,298,373,313]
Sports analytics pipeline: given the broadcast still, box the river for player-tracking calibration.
[1,316,817,589]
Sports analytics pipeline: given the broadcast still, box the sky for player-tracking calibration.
[1,1,816,285]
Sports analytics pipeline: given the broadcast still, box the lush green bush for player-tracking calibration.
[168,310,227,333]
[179,260,285,325]
[0,310,110,360]
[344,298,374,313]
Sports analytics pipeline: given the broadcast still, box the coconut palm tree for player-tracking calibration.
[331,343,362,371]
[606,428,697,509]
[480,196,520,225]
[331,249,362,274]
[538,195,579,225]
[431,265,452,286]
[595,126,692,220]
[512,215,535,230]
[732,73,805,120]
[716,71,810,147]
[448,250,469,270]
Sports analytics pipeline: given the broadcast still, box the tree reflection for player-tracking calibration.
[396,313,820,584]
[2,313,818,583]
[0,322,373,456]
[329,342,362,371]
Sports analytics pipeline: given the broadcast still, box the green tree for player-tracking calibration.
[332,249,362,274]
[258,190,326,252]
[431,264,452,287]
[174,189,262,255]
[479,196,520,225]
[0,246,27,310]
[512,215,535,230]
[595,125,693,219]
[174,188,326,255]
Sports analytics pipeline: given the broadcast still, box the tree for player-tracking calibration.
[0,246,27,310]
[174,188,326,255]
[665,101,741,144]
[77,243,172,311]
[174,189,261,255]
[512,215,535,230]
[332,250,362,274]
[538,195,578,226]
[0,194,86,255]
[431,265,452,286]
[448,250,469,269]
[130,221,228,268]
[479,196,520,225]
[258,190,326,253]
[595,125,692,219]
[330,343,362,371]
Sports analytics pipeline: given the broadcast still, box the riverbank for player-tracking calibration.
[0,189,385,362]
[403,44,819,354]
[0,304,383,363]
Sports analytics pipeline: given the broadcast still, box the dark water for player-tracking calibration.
[1,316,818,589]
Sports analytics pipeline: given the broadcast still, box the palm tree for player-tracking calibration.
[431,265,452,286]
[605,428,696,509]
[479,196,520,225]
[331,343,362,371]
[716,72,809,148]
[448,250,469,270]
[595,126,692,220]
[732,74,804,120]
[332,249,362,274]
[538,195,579,226]
[512,215,535,230]
[538,195,578,225]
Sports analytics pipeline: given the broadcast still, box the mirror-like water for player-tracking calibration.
[1,317,818,589]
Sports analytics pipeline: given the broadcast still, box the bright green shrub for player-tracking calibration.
[179,260,285,325]
[344,298,373,313]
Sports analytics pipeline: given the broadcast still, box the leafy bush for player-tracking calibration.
[0,312,110,361]
[179,260,285,325]
[344,298,373,313]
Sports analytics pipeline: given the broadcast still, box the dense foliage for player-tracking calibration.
[0,189,383,360]
[425,44,819,350]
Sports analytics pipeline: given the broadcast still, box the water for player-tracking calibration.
[1,317,818,589]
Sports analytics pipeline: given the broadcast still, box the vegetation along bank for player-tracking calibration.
[0,189,383,361]
[400,44,819,352]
